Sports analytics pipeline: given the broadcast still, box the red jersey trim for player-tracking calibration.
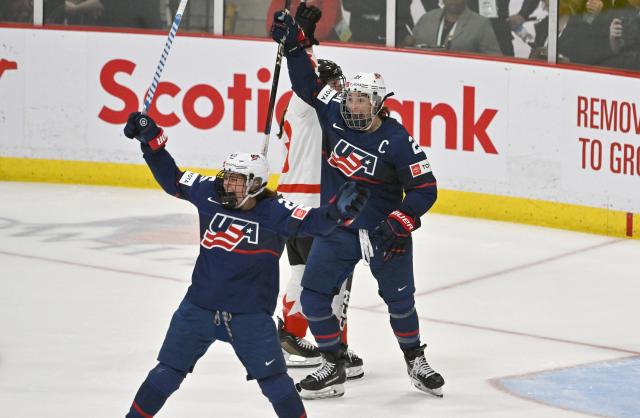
[412,182,437,189]
[277,184,321,193]
[232,248,280,257]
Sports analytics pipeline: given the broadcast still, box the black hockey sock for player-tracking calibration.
[389,307,421,350]
[126,363,186,417]
[272,388,307,418]
[258,373,306,418]
[126,380,168,417]
[301,288,341,351]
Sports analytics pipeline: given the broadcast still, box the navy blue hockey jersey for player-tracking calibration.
[286,52,438,230]
[143,147,339,314]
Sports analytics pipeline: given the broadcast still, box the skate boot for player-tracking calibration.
[403,344,445,397]
[343,345,364,380]
[296,349,346,399]
[278,317,322,368]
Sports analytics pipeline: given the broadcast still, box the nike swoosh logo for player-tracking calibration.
[208,197,220,204]
[398,285,408,291]
[265,359,275,366]
[332,123,344,131]
[325,375,340,384]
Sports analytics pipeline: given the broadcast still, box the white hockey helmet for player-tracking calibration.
[216,152,269,209]
[340,72,388,131]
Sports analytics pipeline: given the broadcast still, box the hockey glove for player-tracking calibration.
[372,210,421,262]
[123,112,168,151]
[295,2,322,47]
[271,10,308,55]
[327,181,370,225]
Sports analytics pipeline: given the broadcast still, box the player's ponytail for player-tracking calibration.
[257,188,279,202]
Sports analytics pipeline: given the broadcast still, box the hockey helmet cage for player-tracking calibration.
[340,72,389,131]
[216,152,269,209]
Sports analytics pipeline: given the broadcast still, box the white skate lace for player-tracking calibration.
[312,360,336,381]
[413,356,436,378]
[295,336,316,351]
[359,229,374,265]
[346,349,360,361]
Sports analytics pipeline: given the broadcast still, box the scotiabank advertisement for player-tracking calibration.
[0,27,639,212]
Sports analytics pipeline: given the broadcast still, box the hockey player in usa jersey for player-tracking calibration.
[272,11,445,400]
[275,2,364,380]
[121,112,369,418]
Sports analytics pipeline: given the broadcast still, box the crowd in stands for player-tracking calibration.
[1,0,638,70]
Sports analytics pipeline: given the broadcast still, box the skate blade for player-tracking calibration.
[346,366,364,380]
[297,383,345,400]
[283,350,322,368]
[411,379,444,398]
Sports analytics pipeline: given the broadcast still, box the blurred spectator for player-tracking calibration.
[41,0,104,25]
[466,0,541,56]
[603,0,640,69]
[42,0,162,28]
[603,0,630,9]
[583,0,604,23]
[65,0,104,23]
[342,0,413,45]
[266,0,342,41]
[410,0,503,55]
[225,0,271,36]
[530,0,612,64]
[169,0,218,32]
[421,0,440,13]
[0,0,33,23]
[99,0,162,29]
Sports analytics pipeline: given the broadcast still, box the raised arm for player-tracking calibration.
[270,8,324,105]
[123,112,200,201]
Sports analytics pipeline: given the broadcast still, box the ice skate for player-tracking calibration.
[278,317,322,368]
[403,344,445,397]
[344,346,364,380]
[296,349,346,399]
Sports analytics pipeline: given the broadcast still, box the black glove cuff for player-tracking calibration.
[301,37,319,48]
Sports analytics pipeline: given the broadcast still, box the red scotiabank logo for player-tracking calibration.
[0,59,18,79]
[98,59,499,154]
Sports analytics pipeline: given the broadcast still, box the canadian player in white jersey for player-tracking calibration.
[277,56,364,380]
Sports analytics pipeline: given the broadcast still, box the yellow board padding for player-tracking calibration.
[0,156,636,239]
[431,189,636,239]
[0,156,280,190]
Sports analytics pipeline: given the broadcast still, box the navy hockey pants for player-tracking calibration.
[158,296,287,380]
[300,227,421,350]
[301,227,415,298]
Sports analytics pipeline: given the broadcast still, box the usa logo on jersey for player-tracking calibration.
[201,213,259,251]
[328,139,378,177]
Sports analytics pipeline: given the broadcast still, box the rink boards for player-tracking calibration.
[0,25,639,238]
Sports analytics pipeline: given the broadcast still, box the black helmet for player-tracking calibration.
[318,59,345,89]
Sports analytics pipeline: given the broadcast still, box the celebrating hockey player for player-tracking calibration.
[276,2,364,380]
[271,10,446,400]
[122,111,369,418]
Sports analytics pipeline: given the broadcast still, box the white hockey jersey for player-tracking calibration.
[277,60,324,208]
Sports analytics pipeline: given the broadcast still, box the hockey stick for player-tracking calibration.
[261,0,292,156]
[141,0,190,113]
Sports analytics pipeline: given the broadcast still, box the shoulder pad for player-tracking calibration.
[317,84,338,104]
[179,171,199,186]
